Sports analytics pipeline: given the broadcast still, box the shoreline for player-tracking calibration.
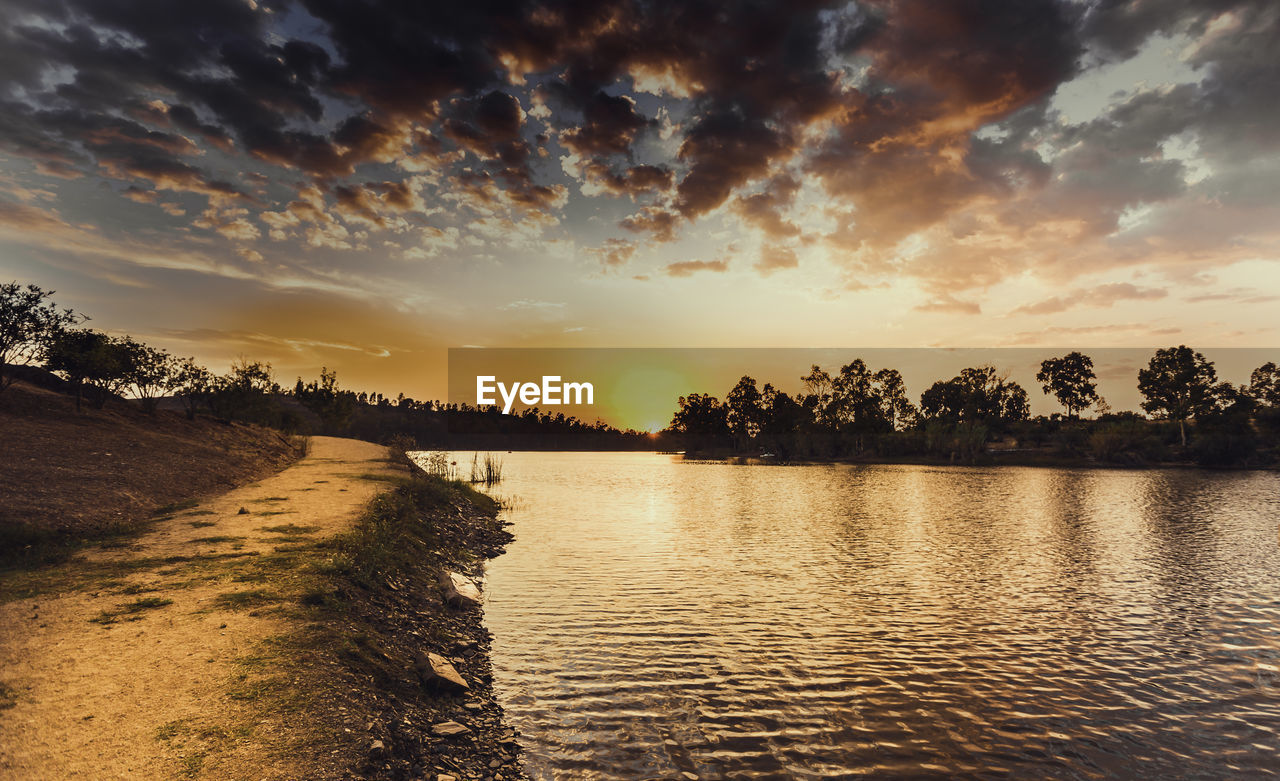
[311,463,527,781]
[0,435,526,780]
[682,450,1280,472]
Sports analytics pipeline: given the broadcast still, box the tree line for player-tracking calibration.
[1,281,654,449]
[669,350,1280,467]
[7,281,1278,464]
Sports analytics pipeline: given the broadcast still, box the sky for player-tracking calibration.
[1,0,1278,416]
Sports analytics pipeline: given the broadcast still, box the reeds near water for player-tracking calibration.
[468,452,504,486]
[413,451,503,485]
[417,451,457,480]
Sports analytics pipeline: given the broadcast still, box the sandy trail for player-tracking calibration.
[0,436,399,780]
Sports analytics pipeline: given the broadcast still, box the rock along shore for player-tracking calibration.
[320,463,527,781]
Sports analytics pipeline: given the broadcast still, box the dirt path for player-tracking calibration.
[0,436,401,780]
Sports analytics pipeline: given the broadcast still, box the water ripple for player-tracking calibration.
[476,453,1280,780]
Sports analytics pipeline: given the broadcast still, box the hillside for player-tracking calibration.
[0,377,301,553]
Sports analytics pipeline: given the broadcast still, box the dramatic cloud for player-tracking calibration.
[1,0,1277,377]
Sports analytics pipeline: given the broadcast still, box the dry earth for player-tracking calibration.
[0,436,401,780]
[0,380,300,538]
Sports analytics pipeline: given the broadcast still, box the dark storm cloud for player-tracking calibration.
[0,0,867,223]
[2,0,1277,300]
[1078,0,1272,60]
[444,92,526,160]
[583,162,674,199]
[675,112,794,219]
[441,90,551,204]
[556,90,652,158]
[733,175,802,239]
[812,0,1083,249]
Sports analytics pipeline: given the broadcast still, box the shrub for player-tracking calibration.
[1088,420,1167,464]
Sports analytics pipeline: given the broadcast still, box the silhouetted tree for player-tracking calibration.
[210,358,280,424]
[670,393,730,452]
[831,359,884,452]
[831,360,876,423]
[725,375,763,450]
[45,329,129,411]
[1249,362,1280,407]
[757,383,806,458]
[1,281,80,393]
[172,357,214,420]
[296,366,356,431]
[800,365,835,426]
[921,366,1029,423]
[873,368,917,430]
[1036,351,1099,418]
[919,377,968,422]
[1191,382,1258,466]
[1137,346,1218,448]
[120,337,180,414]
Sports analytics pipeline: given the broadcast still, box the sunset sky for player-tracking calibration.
[2,0,1278,412]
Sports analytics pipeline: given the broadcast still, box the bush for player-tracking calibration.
[1088,420,1167,464]
[1050,424,1089,455]
[1190,428,1257,467]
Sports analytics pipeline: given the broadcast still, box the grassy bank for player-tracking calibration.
[170,470,524,780]
[1,380,302,570]
[2,374,525,779]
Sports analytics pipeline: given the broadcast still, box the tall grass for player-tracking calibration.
[416,450,458,480]
[468,452,504,486]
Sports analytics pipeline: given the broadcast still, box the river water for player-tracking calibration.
[472,452,1280,779]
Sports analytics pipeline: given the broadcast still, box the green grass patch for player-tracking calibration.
[178,753,205,779]
[183,509,217,517]
[191,536,247,545]
[188,520,218,528]
[298,587,341,608]
[251,496,290,504]
[227,672,290,702]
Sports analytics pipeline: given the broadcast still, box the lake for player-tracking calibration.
[473,452,1280,779]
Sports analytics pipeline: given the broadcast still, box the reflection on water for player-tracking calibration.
[474,452,1280,779]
